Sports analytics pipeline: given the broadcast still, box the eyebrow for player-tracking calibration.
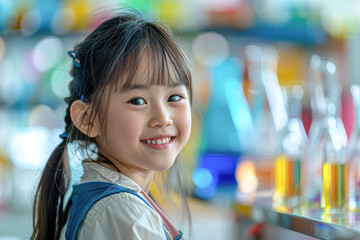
[123,83,185,91]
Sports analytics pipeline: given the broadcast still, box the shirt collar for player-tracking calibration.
[81,161,142,193]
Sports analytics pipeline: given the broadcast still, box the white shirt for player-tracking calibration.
[60,161,178,240]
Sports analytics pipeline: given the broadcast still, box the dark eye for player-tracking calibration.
[168,95,182,102]
[129,97,146,105]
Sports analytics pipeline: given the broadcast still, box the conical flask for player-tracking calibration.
[195,57,253,199]
[303,57,347,212]
[348,85,360,211]
[273,85,308,210]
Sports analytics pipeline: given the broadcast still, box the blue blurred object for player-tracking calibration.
[250,22,326,44]
[37,0,61,33]
[224,70,254,147]
[192,167,218,199]
[0,0,16,32]
[199,153,239,183]
[193,153,239,199]
[195,58,252,198]
[201,57,245,154]
[208,21,326,45]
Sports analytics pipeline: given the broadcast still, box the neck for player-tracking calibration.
[97,152,154,193]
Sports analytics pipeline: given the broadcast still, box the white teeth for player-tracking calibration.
[142,137,172,145]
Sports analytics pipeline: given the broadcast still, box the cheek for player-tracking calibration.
[178,107,192,144]
[107,112,141,143]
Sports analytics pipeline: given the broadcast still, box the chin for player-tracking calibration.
[153,160,175,171]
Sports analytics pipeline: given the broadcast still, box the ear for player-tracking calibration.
[70,100,100,138]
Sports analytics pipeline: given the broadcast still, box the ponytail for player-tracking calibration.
[31,139,70,240]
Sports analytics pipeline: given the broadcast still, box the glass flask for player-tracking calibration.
[303,57,347,212]
[348,85,360,211]
[245,44,286,155]
[307,54,323,142]
[196,57,252,199]
[273,85,308,210]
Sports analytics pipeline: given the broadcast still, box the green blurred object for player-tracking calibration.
[123,0,154,13]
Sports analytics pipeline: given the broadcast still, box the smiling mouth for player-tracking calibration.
[140,136,175,145]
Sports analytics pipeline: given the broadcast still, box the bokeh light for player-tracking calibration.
[192,31,229,66]
[235,160,258,194]
[20,50,41,83]
[50,64,72,98]
[0,109,16,153]
[32,36,64,72]
[320,7,359,38]
[20,10,42,36]
[292,85,304,101]
[28,104,59,129]
[193,168,213,189]
[51,8,76,34]
[0,59,25,105]
[0,37,5,63]
[192,168,219,199]
[10,126,62,169]
[245,44,279,72]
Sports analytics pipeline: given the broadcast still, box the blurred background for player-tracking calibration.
[1,0,360,239]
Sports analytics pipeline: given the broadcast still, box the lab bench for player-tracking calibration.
[233,194,360,240]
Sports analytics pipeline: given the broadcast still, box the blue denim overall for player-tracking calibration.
[65,181,183,240]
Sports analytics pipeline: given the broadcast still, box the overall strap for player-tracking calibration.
[65,181,169,240]
[174,231,183,240]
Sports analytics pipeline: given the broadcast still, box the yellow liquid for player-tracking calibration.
[274,155,301,206]
[322,162,347,210]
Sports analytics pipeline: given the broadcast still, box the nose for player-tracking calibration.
[148,103,173,128]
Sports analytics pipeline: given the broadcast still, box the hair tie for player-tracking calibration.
[67,50,80,67]
[59,133,69,139]
[67,49,85,101]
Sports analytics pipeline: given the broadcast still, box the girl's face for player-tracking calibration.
[97,62,192,178]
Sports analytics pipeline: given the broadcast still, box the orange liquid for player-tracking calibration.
[322,162,346,209]
[274,155,301,205]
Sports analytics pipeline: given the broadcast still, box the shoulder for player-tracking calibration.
[78,191,167,239]
[84,191,158,224]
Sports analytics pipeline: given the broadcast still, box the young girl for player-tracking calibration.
[31,9,192,240]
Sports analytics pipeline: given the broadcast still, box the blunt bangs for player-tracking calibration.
[104,21,192,102]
